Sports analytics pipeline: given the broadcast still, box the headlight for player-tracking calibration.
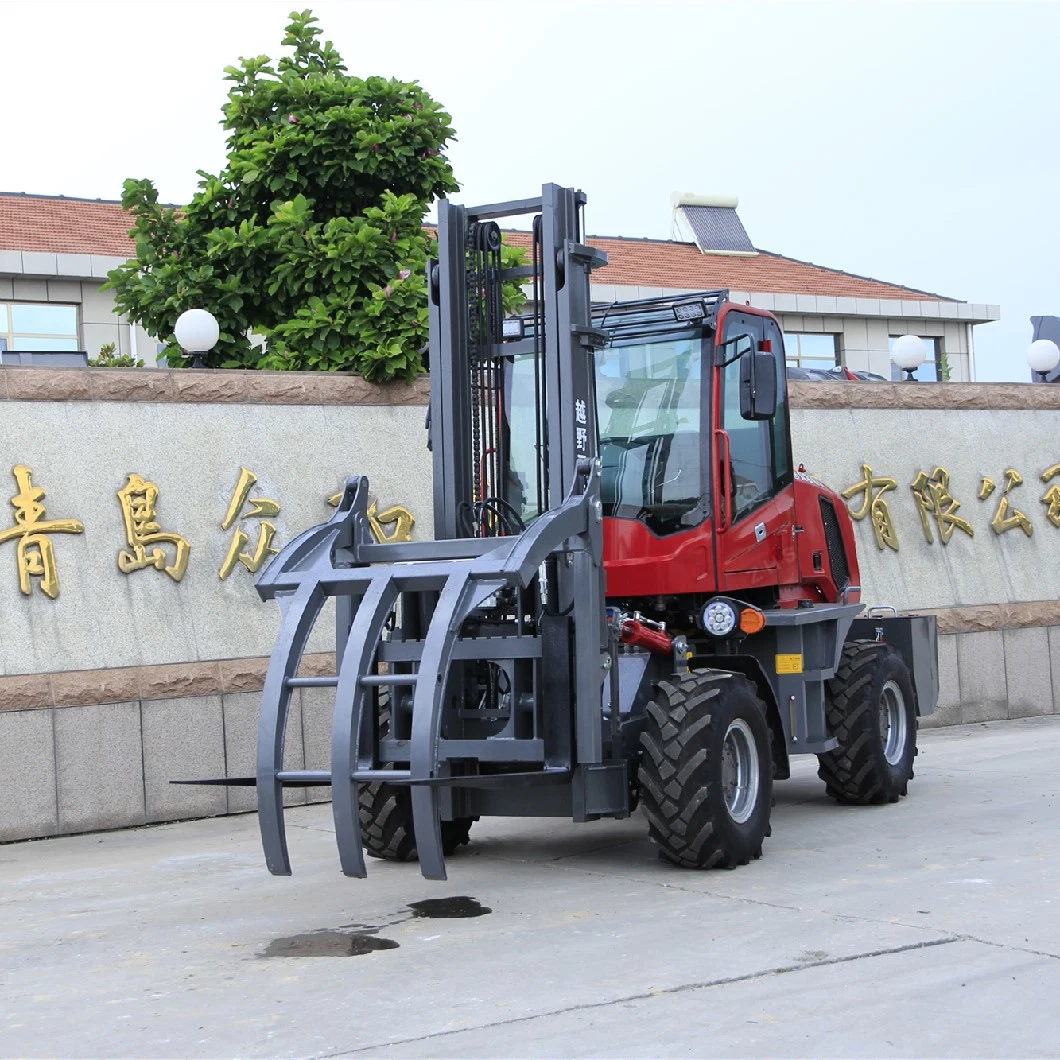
[702,599,737,637]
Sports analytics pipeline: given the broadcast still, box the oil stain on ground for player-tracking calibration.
[263,930,399,958]
[407,896,491,919]
[262,896,490,956]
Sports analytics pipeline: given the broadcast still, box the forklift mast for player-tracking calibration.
[428,184,606,535]
[251,184,626,882]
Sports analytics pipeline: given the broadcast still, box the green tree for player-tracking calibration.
[105,10,520,381]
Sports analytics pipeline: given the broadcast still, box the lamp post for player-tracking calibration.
[891,334,928,382]
[1027,339,1060,383]
[174,309,220,369]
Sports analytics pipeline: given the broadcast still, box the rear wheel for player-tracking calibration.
[638,671,773,869]
[817,641,918,804]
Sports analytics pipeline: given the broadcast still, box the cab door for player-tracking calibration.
[714,309,799,593]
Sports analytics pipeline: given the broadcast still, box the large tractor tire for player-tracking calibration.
[817,640,918,805]
[638,671,773,869]
[358,779,474,862]
[357,702,474,861]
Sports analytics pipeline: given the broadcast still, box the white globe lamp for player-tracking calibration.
[1027,339,1060,383]
[891,334,928,382]
[174,309,220,368]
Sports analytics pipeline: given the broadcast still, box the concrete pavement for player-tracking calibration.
[1,716,1059,1058]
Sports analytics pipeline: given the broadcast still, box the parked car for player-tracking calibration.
[786,364,887,382]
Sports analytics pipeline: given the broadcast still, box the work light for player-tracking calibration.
[702,599,737,636]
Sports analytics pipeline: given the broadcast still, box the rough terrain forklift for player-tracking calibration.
[248,183,938,880]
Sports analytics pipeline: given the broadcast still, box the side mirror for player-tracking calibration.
[740,350,778,420]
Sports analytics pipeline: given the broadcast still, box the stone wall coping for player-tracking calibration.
[788,380,1060,410]
[1,366,1055,411]
[4,600,1060,712]
[0,364,431,406]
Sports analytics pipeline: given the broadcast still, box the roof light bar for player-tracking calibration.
[673,300,708,323]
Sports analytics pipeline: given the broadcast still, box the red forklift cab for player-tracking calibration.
[599,297,860,609]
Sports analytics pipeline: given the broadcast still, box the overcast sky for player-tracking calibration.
[3,0,1057,380]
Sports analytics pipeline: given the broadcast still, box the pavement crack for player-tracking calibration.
[956,932,1060,961]
[322,935,961,1057]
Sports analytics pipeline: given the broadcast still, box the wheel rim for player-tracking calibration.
[879,679,908,766]
[721,717,760,824]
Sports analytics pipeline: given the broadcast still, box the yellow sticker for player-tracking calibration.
[775,653,804,675]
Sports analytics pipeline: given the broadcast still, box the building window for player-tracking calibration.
[0,303,80,352]
[888,335,941,381]
[784,332,840,369]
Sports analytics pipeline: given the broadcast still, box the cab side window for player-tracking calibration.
[763,318,793,493]
[719,331,773,523]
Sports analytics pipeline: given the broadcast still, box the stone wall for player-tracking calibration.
[1,369,1057,842]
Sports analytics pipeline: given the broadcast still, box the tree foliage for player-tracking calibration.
[105,10,521,380]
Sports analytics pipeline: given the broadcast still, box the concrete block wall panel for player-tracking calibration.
[56,254,94,278]
[81,321,123,360]
[1050,627,1060,714]
[957,632,1009,724]
[921,633,961,728]
[300,687,334,806]
[134,325,158,365]
[79,282,119,326]
[89,256,124,280]
[943,321,965,354]
[842,317,869,350]
[141,695,227,822]
[221,691,305,813]
[12,278,48,302]
[116,317,132,358]
[0,709,58,841]
[54,701,146,833]
[21,252,58,276]
[865,317,890,352]
[776,314,804,333]
[948,352,970,381]
[47,280,82,303]
[1004,628,1055,719]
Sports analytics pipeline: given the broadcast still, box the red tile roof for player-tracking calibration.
[0,193,947,301]
[0,194,136,257]
[501,231,947,301]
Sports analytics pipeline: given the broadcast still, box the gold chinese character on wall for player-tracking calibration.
[368,501,415,543]
[842,464,899,551]
[219,468,281,580]
[326,489,416,544]
[0,466,84,598]
[979,468,1033,537]
[909,467,973,545]
[116,474,190,581]
[1041,463,1060,528]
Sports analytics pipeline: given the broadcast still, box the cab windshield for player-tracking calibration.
[596,334,705,535]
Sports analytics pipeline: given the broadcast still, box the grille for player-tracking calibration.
[819,497,851,591]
